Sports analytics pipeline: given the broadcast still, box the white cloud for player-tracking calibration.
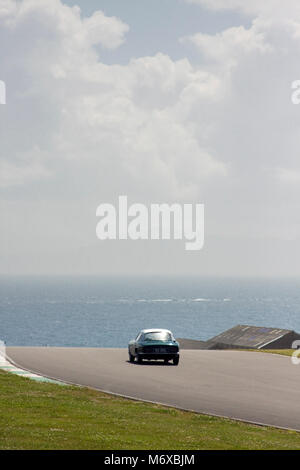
[0,0,225,201]
[82,10,129,49]
[181,25,271,67]
[3,0,129,49]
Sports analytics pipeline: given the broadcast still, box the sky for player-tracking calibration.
[1,0,300,276]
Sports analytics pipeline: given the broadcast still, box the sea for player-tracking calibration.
[0,276,300,347]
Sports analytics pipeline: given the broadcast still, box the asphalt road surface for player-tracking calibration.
[6,347,300,431]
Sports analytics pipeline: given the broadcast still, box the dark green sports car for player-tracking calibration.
[128,329,180,365]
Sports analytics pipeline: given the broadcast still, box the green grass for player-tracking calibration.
[244,349,295,357]
[1,370,300,450]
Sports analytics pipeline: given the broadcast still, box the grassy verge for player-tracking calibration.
[243,349,295,357]
[1,370,300,449]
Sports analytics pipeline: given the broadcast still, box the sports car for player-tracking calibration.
[128,329,180,365]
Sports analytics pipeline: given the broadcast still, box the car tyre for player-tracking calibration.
[129,352,135,363]
[173,356,179,366]
[137,355,143,364]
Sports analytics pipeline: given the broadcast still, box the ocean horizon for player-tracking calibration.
[1,276,300,348]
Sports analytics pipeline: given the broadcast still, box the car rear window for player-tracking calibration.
[143,331,172,342]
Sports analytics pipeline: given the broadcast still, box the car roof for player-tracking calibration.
[140,329,172,334]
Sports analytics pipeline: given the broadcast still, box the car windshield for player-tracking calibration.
[142,331,172,342]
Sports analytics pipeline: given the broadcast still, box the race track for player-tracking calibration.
[6,347,300,431]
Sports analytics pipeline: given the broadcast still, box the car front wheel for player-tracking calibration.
[137,355,143,364]
[173,356,179,366]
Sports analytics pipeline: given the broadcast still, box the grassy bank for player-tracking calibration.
[1,370,300,449]
[245,349,295,357]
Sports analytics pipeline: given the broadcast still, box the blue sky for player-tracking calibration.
[63,0,249,64]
